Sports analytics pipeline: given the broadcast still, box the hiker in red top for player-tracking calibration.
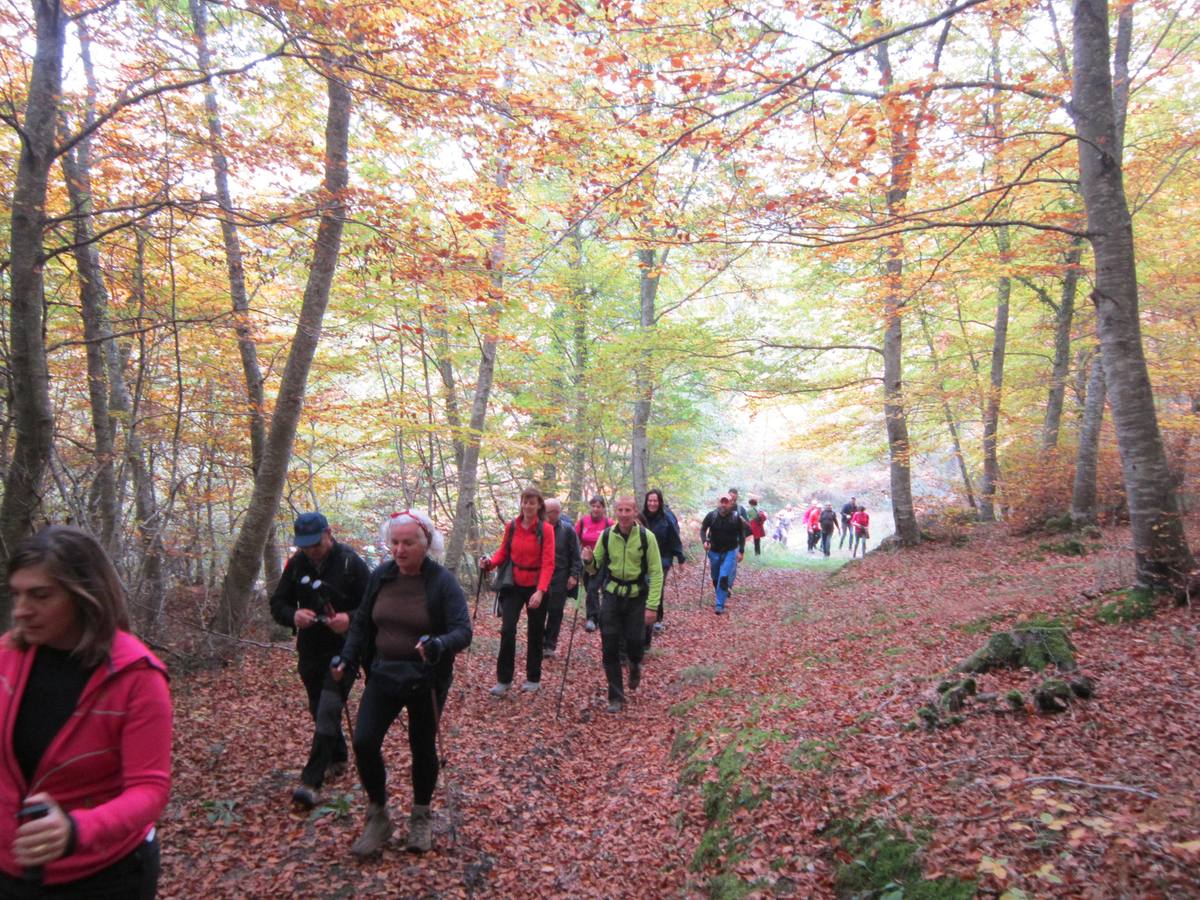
[804,502,822,553]
[574,496,613,633]
[1,527,171,897]
[850,505,870,558]
[480,486,556,696]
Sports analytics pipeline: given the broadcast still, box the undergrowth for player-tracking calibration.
[826,817,976,899]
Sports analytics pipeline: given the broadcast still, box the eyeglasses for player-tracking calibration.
[719,499,731,504]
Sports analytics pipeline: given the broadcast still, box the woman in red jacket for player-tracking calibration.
[480,487,556,696]
[1,526,171,897]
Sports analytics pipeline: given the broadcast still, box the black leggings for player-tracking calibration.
[0,834,160,899]
[497,585,548,684]
[352,674,439,807]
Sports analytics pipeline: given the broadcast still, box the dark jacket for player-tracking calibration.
[549,519,583,596]
[339,556,472,704]
[700,510,746,554]
[819,508,839,532]
[269,541,370,664]
[644,508,686,567]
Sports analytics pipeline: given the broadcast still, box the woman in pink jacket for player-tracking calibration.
[1,526,171,897]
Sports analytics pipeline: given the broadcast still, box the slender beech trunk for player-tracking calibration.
[875,37,922,546]
[630,247,659,500]
[918,306,976,507]
[189,0,281,590]
[978,226,1012,521]
[212,65,352,638]
[443,151,509,573]
[1072,0,1193,588]
[567,224,589,512]
[0,0,66,624]
[1041,237,1086,449]
[1070,350,1105,524]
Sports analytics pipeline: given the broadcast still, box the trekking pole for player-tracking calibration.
[554,600,580,720]
[697,553,708,610]
[471,566,485,624]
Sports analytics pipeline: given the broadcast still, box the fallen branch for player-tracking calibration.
[1020,775,1159,799]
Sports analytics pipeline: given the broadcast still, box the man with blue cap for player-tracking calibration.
[269,512,370,809]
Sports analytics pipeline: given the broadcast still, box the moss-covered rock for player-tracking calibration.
[1096,587,1157,624]
[1069,675,1096,699]
[1005,689,1025,711]
[958,625,1076,674]
[1035,678,1072,713]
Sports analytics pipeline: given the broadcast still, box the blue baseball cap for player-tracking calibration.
[293,512,329,547]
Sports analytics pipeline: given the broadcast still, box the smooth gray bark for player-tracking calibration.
[212,66,352,637]
[0,0,66,625]
[1070,350,1105,525]
[1072,0,1194,587]
[978,226,1012,522]
[1041,238,1086,450]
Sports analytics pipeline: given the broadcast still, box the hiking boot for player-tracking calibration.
[292,784,318,810]
[584,619,597,633]
[714,607,724,616]
[543,646,557,659]
[489,682,510,696]
[521,680,540,693]
[351,803,392,858]
[652,622,664,634]
[406,804,432,853]
[605,700,623,714]
[628,664,641,691]
[327,761,348,780]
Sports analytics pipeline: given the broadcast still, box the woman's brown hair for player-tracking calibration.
[8,525,130,666]
[519,486,547,520]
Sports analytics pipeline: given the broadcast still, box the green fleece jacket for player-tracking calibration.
[587,523,664,611]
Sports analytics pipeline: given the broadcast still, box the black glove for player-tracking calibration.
[422,636,445,664]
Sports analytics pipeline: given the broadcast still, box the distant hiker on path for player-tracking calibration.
[270,511,370,810]
[838,496,857,549]
[804,501,821,553]
[583,496,663,714]
[640,488,686,648]
[700,493,746,615]
[541,498,582,660]
[818,502,841,557]
[772,506,792,545]
[575,497,612,633]
[747,498,767,556]
[480,487,556,696]
[333,510,472,857]
[850,505,871,558]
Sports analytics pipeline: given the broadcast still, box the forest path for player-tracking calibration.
[160,526,1200,897]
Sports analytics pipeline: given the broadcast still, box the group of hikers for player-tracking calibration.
[764,497,871,558]
[0,484,864,889]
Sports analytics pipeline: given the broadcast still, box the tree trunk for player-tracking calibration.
[979,225,1012,522]
[443,153,508,573]
[1041,237,1085,450]
[0,0,66,625]
[876,38,921,546]
[212,65,352,638]
[1072,0,1194,588]
[1070,350,1105,525]
[567,225,590,513]
[630,247,660,500]
[917,306,976,508]
[189,0,282,591]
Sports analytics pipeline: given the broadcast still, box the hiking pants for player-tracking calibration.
[543,587,572,651]
[600,590,646,704]
[352,672,439,806]
[299,653,349,785]
[820,528,835,556]
[497,584,548,685]
[707,549,739,611]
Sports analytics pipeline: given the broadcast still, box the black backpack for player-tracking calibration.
[599,525,649,599]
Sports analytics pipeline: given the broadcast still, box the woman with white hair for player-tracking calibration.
[333,510,471,858]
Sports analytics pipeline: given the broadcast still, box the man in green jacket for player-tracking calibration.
[583,495,663,713]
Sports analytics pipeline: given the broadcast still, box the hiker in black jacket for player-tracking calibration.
[699,494,746,615]
[269,512,370,811]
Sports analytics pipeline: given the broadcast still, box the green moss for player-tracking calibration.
[827,818,976,899]
[1096,587,1157,624]
[1014,625,1076,672]
[1005,689,1025,710]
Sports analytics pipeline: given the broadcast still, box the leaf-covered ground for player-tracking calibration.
[161,524,1200,897]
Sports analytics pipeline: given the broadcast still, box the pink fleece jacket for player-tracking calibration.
[0,630,172,885]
